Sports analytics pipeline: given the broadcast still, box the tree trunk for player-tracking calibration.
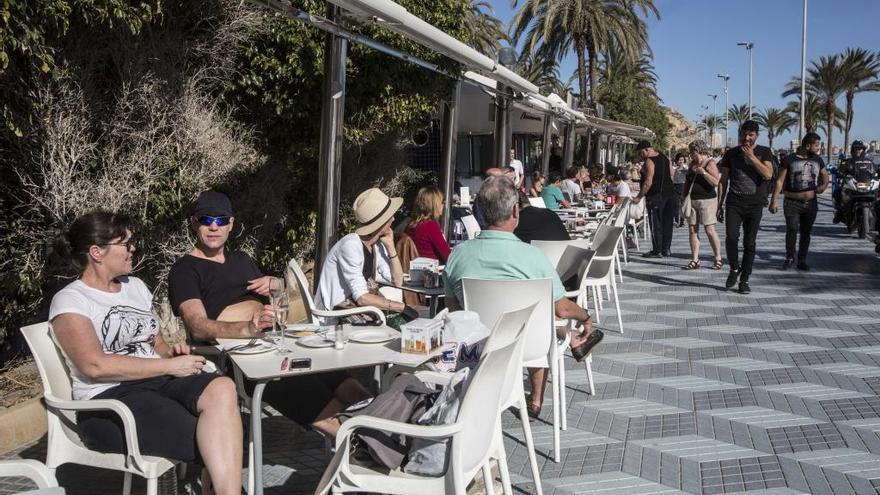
[768,132,774,151]
[844,91,854,153]
[575,34,588,108]
[825,103,834,164]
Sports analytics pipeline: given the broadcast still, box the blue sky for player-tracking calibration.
[489,0,880,149]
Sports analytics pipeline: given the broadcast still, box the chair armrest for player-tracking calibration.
[336,415,462,450]
[312,306,386,324]
[43,394,147,471]
[0,460,58,488]
[413,370,454,386]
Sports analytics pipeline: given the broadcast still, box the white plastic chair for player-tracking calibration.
[314,307,531,495]
[20,323,176,495]
[584,227,625,334]
[528,197,547,208]
[531,239,590,269]
[462,278,564,468]
[286,258,386,325]
[591,225,625,284]
[0,460,64,495]
[460,215,481,240]
[612,198,631,268]
[553,245,598,399]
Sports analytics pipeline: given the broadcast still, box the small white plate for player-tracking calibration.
[348,328,399,344]
[298,335,335,348]
[284,323,321,338]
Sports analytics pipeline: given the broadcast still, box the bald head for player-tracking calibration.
[485,167,504,178]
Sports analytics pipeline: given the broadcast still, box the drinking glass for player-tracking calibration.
[269,278,291,354]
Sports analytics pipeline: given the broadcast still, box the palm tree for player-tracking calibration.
[726,104,751,134]
[755,107,797,150]
[783,55,848,163]
[598,40,658,94]
[839,48,880,152]
[461,0,506,57]
[697,114,725,147]
[784,93,828,135]
[516,53,567,94]
[510,0,659,107]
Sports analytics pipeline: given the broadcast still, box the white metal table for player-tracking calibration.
[219,327,443,495]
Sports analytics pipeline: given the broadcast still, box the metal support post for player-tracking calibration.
[439,81,461,238]
[315,4,347,285]
[562,122,575,170]
[541,115,552,177]
[493,86,510,168]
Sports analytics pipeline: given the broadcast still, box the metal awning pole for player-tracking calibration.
[440,81,461,238]
[541,116,552,177]
[315,4,348,286]
[562,122,575,170]
[493,87,510,168]
[584,129,593,168]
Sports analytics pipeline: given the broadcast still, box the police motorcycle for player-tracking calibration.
[833,142,879,240]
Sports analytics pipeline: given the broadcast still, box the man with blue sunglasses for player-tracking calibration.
[168,191,371,437]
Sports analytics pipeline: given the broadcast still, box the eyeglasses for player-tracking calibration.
[196,215,231,227]
[102,239,137,251]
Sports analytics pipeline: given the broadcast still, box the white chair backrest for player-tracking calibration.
[20,322,81,446]
[460,215,481,239]
[21,323,72,402]
[528,197,547,208]
[459,186,471,206]
[557,245,595,288]
[591,226,624,258]
[455,312,528,473]
[287,258,319,324]
[462,278,553,367]
[532,239,590,269]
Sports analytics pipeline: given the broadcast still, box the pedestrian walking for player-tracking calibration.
[718,120,776,294]
[681,140,723,270]
[769,132,830,271]
[673,153,688,227]
[633,141,676,258]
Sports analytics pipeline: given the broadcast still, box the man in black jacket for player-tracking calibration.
[717,120,776,293]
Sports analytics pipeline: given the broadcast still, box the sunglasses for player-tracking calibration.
[196,215,231,227]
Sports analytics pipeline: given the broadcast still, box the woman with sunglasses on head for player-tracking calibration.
[49,211,242,495]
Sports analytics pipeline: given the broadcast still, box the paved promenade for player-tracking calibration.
[4,195,880,494]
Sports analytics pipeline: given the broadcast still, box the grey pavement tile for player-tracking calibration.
[777,448,880,495]
[802,362,880,395]
[777,327,880,349]
[754,383,880,421]
[592,353,691,379]
[692,357,807,387]
[634,376,756,411]
[738,341,846,366]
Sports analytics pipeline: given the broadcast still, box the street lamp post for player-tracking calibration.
[799,0,808,141]
[737,42,754,119]
[717,73,730,147]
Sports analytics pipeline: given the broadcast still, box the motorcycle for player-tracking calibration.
[835,162,879,239]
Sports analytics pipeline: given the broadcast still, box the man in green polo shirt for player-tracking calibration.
[443,176,603,418]
[541,172,571,211]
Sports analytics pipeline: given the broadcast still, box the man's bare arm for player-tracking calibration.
[178,299,270,341]
[635,158,655,201]
[817,168,830,194]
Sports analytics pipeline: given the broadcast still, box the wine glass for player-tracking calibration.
[269,278,291,354]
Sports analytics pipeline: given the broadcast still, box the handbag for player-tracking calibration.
[681,166,699,219]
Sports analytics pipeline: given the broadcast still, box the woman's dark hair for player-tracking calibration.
[54,211,133,271]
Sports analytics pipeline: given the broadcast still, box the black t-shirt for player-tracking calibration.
[168,251,265,321]
[780,153,825,193]
[684,162,718,200]
[719,145,775,203]
[514,206,571,244]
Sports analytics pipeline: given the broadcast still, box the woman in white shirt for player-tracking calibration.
[49,212,242,495]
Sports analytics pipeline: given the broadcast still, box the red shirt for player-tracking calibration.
[405,219,452,264]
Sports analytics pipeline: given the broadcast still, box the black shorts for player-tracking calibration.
[243,371,349,427]
[77,373,222,462]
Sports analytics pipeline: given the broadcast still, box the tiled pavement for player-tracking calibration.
[3,195,880,494]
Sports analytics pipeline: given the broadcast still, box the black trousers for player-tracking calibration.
[784,197,818,262]
[725,200,764,280]
[647,195,677,253]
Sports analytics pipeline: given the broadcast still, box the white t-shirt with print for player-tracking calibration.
[48,276,160,400]
[509,159,524,186]
[561,179,583,199]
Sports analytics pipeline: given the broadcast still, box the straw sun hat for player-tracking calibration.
[353,188,403,236]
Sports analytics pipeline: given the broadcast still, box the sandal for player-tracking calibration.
[682,260,701,270]
[711,259,724,270]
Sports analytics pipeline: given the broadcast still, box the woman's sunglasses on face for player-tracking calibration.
[196,215,231,227]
